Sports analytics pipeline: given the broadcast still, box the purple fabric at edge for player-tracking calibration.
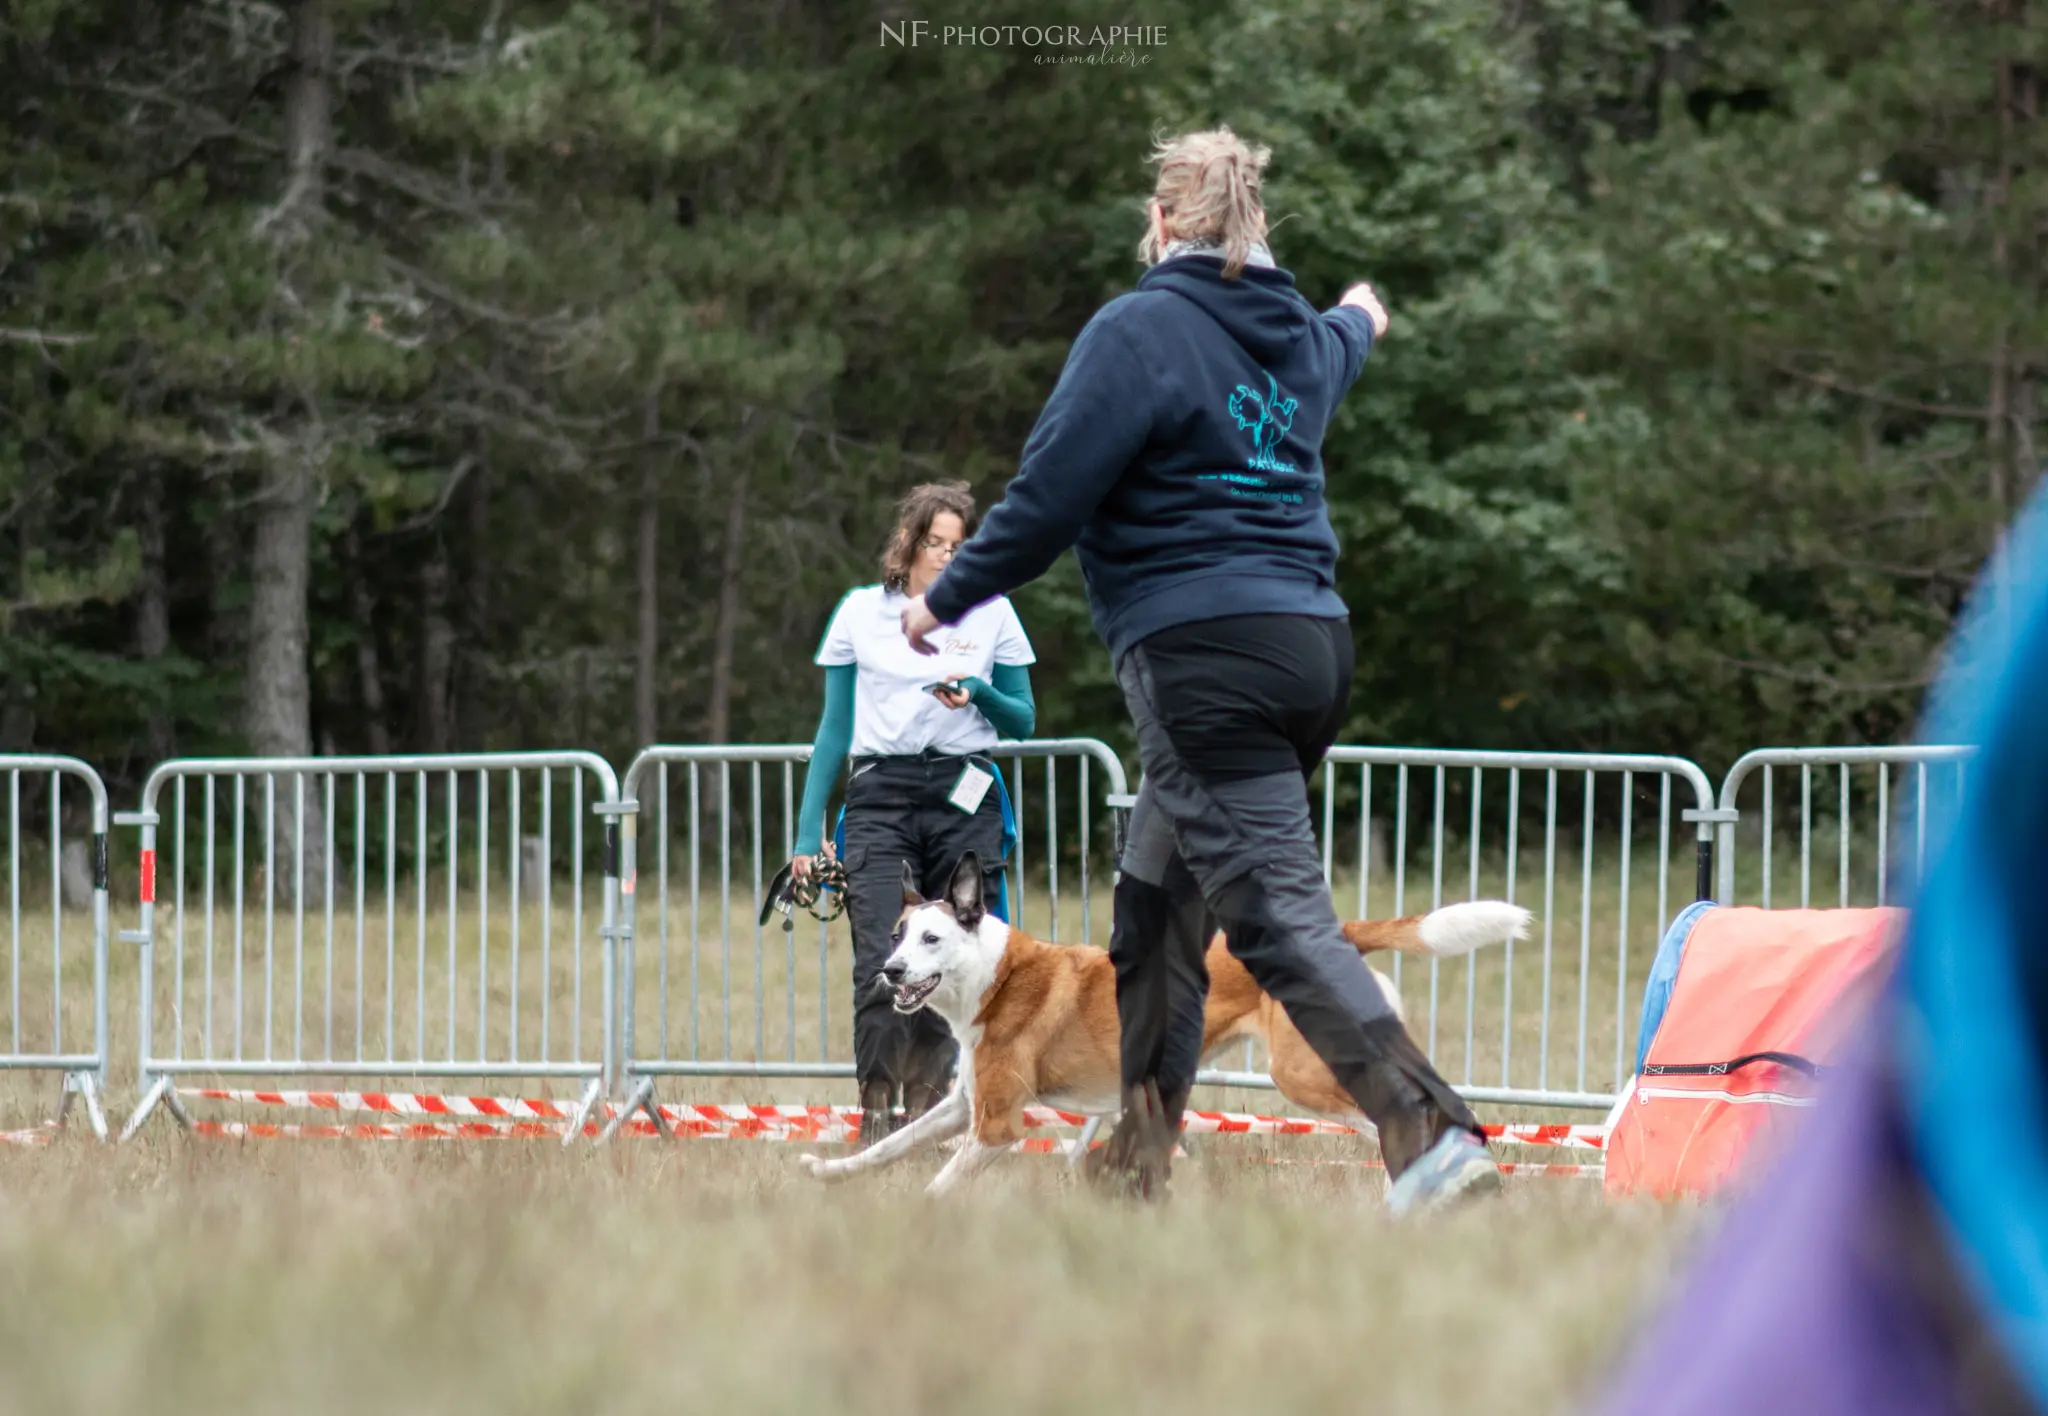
[1597,1017,1967,1416]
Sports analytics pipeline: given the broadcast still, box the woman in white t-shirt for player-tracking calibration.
[789,481,1037,1147]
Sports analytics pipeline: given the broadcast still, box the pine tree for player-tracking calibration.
[1567,0,2048,759]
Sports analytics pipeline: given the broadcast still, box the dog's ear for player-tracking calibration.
[900,862,921,910]
[946,852,985,928]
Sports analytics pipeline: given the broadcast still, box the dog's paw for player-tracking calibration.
[798,1152,846,1183]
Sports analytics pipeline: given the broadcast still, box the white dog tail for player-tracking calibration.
[1342,901,1533,958]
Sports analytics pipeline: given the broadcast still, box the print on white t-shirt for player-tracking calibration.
[816,585,1036,758]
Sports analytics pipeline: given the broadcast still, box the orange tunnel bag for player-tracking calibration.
[1605,906,1902,1200]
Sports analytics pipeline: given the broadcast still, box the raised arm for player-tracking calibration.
[1321,282,1388,397]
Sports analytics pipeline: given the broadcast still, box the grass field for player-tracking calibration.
[0,744,1931,1413]
[0,817,1774,1416]
[0,1129,1707,1415]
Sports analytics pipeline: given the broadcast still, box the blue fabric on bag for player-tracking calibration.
[1634,898,1720,1076]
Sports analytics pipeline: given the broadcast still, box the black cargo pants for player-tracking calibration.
[1108,613,1483,1178]
[839,750,1006,1135]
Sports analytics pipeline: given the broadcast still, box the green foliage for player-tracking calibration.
[0,0,2039,786]
[1557,0,2048,762]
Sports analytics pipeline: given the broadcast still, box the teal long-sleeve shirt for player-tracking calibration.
[791,662,1035,857]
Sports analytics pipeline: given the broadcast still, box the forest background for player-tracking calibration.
[4,0,2041,796]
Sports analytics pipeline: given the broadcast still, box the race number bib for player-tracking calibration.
[948,764,995,815]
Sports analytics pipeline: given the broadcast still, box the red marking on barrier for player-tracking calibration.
[192,1120,581,1142]
[175,1116,1605,1171]
[1016,1137,1104,1155]
[139,849,155,904]
[1255,1157,1601,1177]
[173,1090,1611,1156]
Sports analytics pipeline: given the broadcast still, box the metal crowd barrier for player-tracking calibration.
[117,753,625,1142]
[1191,748,1723,1114]
[1714,746,1975,908]
[0,735,1969,1145]
[600,739,1130,1140]
[0,756,111,1138]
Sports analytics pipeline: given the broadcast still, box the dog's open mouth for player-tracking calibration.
[892,974,941,1014]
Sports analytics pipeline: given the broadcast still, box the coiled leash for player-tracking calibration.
[760,856,850,931]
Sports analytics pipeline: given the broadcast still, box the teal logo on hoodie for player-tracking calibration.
[1227,371,1298,474]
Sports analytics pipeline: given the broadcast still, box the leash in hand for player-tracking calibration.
[760,856,850,931]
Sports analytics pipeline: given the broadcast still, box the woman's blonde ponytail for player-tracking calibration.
[1138,126,1272,279]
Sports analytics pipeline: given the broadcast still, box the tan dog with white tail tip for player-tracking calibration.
[799,853,1531,1194]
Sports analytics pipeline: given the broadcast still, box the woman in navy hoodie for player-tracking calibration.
[901,127,1499,1210]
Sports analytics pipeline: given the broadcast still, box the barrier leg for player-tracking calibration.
[1068,1114,1102,1169]
[55,1072,109,1142]
[119,1074,193,1142]
[82,1076,108,1142]
[595,1075,669,1144]
[561,1076,602,1148]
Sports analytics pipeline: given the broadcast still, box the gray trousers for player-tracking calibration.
[1109,623,1479,1171]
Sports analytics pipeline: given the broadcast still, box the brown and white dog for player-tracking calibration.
[799,853,1532,1194]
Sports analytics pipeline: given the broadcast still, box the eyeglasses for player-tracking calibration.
[919,537,962,558]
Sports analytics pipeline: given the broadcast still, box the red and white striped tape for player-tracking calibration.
[1171,1111,1606,1151]
[184,1088,588,1121]
[190,1120,1096,1154]
[180,1090,859,1139]
[184,1120,1597,1175]
[197,1119,574,1142]
[190,1119,819,1143]
[1481,1123,1607,1152]
[0,1124,55,1147]
[1255,1157,1603,1178]
[177,1089,1606,1150]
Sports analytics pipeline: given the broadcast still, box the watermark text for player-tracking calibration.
[879,21,1169,49]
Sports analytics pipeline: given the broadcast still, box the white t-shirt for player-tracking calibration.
[817,585,1036,757]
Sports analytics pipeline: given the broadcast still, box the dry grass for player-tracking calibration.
[0,1131,1706,1416]
[0,809,1745,1416]
[0,746,1903,1415]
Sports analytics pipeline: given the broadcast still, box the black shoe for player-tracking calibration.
[1083,1080,1177,1202]
[857,1079,897,1149]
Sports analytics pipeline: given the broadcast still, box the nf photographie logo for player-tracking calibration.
[879,21,1168,66]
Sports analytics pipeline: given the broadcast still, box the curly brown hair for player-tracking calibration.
[881,481,979,594]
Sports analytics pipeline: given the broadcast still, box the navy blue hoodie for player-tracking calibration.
[923,251,1377,663]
